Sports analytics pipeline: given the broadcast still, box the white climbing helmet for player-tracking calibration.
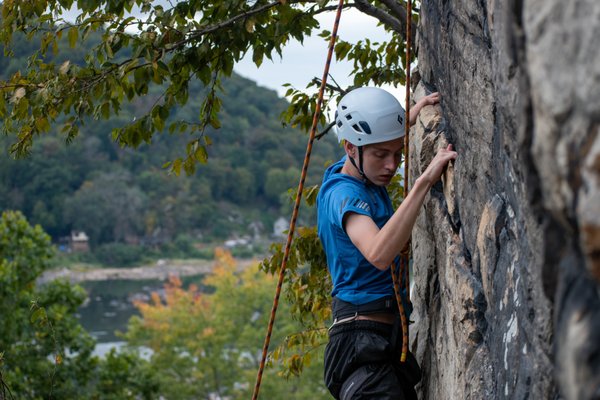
[334,87,406,146]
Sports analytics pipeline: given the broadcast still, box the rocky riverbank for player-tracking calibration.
[38,258,259,284]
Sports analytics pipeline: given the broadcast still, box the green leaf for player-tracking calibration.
[252,46,264,68]
[30,307,46,324]
[209,116,221,129]
[100,102,110,119]
[0,94,6,117]
[34,116,50,132]
[194,144,208,163]
[68,27,78,48]
[171,158,182,176]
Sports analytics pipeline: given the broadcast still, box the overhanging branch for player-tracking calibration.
[378,0,406,22]
[167,0,283,50]
[353,0,417,52]
[354,0,403,33]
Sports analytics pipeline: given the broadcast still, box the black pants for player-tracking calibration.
[324,319,421,400]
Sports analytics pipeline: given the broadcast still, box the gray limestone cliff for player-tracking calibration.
[409,1,600,399]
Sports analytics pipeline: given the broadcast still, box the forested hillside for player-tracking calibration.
[0,32,339,265]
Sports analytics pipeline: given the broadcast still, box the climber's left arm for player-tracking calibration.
[409,92,440,126]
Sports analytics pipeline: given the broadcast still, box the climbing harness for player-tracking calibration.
[329,296,399,330]
[250,1,345,398]
[391,0,413,364]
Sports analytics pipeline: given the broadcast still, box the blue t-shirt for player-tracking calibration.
[317,156,398,305]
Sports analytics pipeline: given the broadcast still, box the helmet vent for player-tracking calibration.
[345,114,352,121]
[352,124,362,132]
[341,105,347,110]
[358,121,372,134]
[337,121,343,128]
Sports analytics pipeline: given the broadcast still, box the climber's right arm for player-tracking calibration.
[345,144,457,270]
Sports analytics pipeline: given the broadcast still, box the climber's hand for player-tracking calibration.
[421,144,457,186]
[421,91,440,106]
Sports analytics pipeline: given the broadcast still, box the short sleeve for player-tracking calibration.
[326,183,373,230]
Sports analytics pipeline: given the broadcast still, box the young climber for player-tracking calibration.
[317,87,456,400]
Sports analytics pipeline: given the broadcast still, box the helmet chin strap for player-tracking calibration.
[349,146,371,184]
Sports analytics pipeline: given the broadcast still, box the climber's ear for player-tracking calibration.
[344,140,357,157]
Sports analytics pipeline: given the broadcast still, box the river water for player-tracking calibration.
[76,274,207,356]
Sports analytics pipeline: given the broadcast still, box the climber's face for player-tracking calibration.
[346,137,404,186]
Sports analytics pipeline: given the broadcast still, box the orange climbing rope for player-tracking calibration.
[391,255,410,362]
[391,0,413,364]
[250,1,345,398]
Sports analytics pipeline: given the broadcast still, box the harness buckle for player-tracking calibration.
[329,312,359,330]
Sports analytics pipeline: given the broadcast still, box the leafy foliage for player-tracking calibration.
[0,0,414,171]
[259,192,332,378]
[0,0,416,388]
[0,33,340,252]
[124,248,329,399]
[0,210,160,398]
[0,0,319,173]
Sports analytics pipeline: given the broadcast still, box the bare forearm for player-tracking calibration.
[409,102,424,126]
[409,92,440,126]
[363,176,432,268]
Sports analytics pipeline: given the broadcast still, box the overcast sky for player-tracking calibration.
[234,9,406,102]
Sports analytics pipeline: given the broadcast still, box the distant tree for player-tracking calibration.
[123,248,329,399]
[265,167,300,206]
[0,0,413,174]
[227,167,257,203]
[64,171,147,244]
[0,134,113,238]
[0,210,160,398]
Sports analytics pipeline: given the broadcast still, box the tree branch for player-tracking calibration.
[310,77,347,95]
[379,0,417,42]
[352,0,417,53]
[315,121,335,140]
[167,0,284,50]
[353,0,403,33]
[378,0,406,22]
[312,2,357,16]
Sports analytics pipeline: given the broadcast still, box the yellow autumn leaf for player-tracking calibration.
[245,18,255,33]
[59,60,70,75]
[11,87,26,103]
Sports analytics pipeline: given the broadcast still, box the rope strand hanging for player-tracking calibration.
[390,0,413,364]
[251,1,345,398]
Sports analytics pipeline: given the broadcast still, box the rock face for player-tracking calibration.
[410,1,600,399]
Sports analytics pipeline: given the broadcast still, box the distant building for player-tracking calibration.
[273,217,288,238]
[224,237,250,249]
[70,231,90,253]
[248,221,264,240]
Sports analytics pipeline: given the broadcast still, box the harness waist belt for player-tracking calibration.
[332,296,399,321]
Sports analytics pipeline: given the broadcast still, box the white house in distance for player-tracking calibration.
[70,231,90,252]
[272,217,288,239]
